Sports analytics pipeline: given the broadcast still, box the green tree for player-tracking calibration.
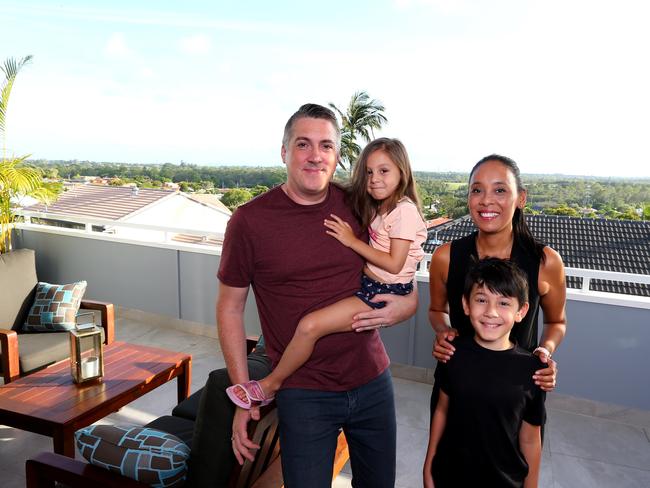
[544,204,580,217]
[1,56,57,253]
[221,188,253,211]
[616,206,640,220]
[251,185,269,197]
[329,91,387,172]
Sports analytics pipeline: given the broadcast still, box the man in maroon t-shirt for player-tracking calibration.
[217,104,417,487]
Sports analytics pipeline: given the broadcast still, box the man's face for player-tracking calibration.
[281,117,338,205]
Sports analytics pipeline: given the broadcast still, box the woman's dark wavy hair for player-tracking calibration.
[469,154,545,263]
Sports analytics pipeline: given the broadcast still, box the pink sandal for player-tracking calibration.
[226,380,274,409]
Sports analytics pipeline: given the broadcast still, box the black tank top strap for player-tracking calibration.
[509,236,542,351]
[447,232,478,338]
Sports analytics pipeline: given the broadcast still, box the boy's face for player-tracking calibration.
[462,284,529,350]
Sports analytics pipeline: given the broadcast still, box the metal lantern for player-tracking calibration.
[70,312,104,383]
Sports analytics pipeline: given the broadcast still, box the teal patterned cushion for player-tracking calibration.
[23,281,87,332]
[75,425,190,488]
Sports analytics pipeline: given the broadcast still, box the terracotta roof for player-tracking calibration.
[424,215,650,296]
[425,217,451,229]
[28,185,175,220]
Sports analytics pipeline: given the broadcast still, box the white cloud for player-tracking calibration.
[393,0,473,14]
[104,33,131,58]
[137,67,155,79]
[179,34,212,55]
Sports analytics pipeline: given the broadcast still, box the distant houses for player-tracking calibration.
[23,184,231,246]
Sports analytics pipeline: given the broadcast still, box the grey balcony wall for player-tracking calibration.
[15,229,264,334]
[16,230,180,317]
[14,228,650,410]
[552,299,650,410]
[177,250,261,331]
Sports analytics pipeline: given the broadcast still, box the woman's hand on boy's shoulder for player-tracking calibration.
[532,354,557,392]
[432,328,458,363]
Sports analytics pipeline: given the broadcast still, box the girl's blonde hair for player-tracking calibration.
[349,137,422,230]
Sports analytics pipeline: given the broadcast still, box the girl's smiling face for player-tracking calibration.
[366,150,401,207]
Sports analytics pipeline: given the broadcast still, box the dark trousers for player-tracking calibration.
[276,369,396,488]
[186,351,272,488]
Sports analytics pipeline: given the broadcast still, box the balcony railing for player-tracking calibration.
[12,211,650,410]
[18,210,650,301]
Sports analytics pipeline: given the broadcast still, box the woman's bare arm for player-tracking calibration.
[428,243,457,362]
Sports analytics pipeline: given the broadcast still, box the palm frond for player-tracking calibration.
[333,90,388,172]
[1,55,32,143]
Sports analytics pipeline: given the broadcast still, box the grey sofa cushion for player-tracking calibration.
[0,249,37,330]
[15,326,105,375]
[16,332,71,375]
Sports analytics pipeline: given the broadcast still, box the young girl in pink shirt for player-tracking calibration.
[227,137,427,407]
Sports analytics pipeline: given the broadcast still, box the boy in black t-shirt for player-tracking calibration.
[423,258,545,488]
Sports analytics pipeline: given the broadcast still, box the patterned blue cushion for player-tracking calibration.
[23,281,87,331]
[75,424,190,488]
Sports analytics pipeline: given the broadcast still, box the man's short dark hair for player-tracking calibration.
[282,103,341,150]
[462,257,529,306]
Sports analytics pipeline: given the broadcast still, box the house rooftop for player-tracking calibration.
[185,193,232,215]
[28,184,175,221]
[424,215,650,296]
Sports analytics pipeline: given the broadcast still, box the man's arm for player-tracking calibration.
[216,282,260,464]
[519,420,542,488]
[351,280,418,331]
[428,243,457,362]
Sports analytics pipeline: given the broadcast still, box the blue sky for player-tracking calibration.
[1,0,649,177]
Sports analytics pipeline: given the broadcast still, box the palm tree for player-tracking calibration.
[329,91,388,172]
[1,55,57,253]
[1,55,32,157]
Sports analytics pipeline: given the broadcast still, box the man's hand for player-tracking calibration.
[351,291,417,331]
[324,214,356,247]
[533,355,558,392]
[231,406,261,465]
[432,328,458,363]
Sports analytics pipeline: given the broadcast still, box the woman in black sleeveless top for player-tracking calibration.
[429,155,567,411]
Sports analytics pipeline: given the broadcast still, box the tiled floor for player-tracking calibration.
[2,316,649,487]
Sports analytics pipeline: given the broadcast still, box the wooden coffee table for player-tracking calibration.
[0,341,191,457]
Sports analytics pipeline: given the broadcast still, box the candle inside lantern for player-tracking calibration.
[81,356,99,378]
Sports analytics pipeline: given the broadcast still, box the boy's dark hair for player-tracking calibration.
[282,103,341,150]
[463,257,529,306]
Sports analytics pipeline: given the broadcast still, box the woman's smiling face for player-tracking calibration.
[467,159,526,234]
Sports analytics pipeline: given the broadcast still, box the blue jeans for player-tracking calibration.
[276,369,396,488]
